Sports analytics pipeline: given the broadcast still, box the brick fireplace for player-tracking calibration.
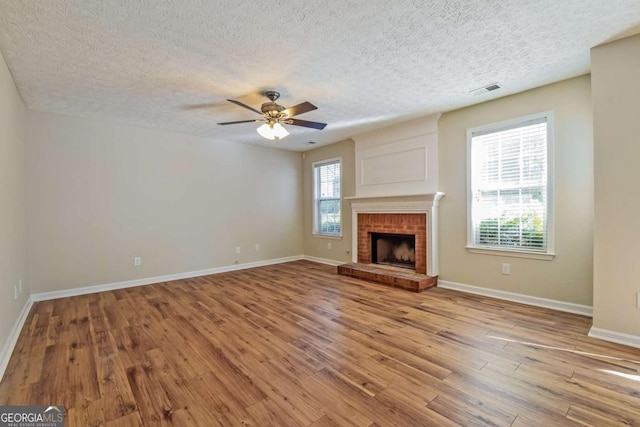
[357,213,427,274]
[348,194,444,278]
[338,195,443,292]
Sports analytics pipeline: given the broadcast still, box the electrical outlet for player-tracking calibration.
[134,257,142,266]
[501,263,510,275]
[19,279,22,293]
[235,246,241,254]
[254,244,260,252]
[327,242,332,250]
[14,285,18,300]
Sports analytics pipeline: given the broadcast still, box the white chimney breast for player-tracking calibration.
[353,114,440,198]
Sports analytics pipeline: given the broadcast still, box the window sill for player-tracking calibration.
[466,246,555,261]
[313,233,343,240]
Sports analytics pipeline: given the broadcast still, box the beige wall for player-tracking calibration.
[438,75,594,305]
[0,51,29,353]
[302,139,355,263]
[26,111,303,293]
[592,34,640,335]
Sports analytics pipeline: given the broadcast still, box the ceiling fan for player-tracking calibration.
[218,91,327,140]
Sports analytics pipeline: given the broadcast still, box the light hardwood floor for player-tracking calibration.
[1,260,639,426]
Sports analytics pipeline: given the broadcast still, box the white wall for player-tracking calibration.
[0,51,29,358]
[438,76,594,305]
[592,34,640,337]
[26,111,303,293]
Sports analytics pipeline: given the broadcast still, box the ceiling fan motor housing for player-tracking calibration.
[262,90,287,120]
[261,102,286,115]
[261,102,287,123]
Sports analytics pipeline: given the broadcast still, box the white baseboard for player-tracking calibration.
[0,297,34,381]
[302,255,345,266]
[438,280,593,317]
[588,326,640,349]
[31,255,304,302]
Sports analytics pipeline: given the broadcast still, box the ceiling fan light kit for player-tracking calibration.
[219,91,327,141]
[257,121,289,140]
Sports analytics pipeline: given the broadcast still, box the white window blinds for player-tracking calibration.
[470,115,549,252]
[314,159,341,235]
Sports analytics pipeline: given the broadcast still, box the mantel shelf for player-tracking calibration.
[344,192,445,201]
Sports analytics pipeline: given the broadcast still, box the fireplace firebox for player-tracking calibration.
[370,232,416,270]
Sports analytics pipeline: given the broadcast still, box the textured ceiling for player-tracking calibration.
[1,0,639,151]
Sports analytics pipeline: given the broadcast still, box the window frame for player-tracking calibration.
[312,157,343,238]
[466,111,555,260]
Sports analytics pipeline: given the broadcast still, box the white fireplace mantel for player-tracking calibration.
[348,192,445,276]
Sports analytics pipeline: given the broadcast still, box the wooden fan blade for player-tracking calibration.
[217,119,261,125]
[285,101,317,117]
[288,118,327,130]
[227,99,262,115]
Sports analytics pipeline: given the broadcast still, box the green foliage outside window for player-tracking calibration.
[319,221,341,234]
[317,199,340,235]
[478,214,544,249]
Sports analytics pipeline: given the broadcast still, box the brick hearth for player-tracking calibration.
[337,262,437,292]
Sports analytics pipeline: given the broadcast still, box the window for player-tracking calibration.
[313,158,341,236]
[467,112,554,258]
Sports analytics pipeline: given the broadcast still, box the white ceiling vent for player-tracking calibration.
[470,83,502,96]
